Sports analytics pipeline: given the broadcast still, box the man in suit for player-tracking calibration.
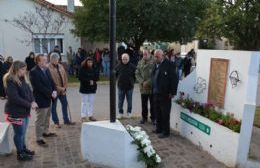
[30,54,57,146]
[152,49,178,138]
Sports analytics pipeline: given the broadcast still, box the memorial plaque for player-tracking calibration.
[208,58,229,108]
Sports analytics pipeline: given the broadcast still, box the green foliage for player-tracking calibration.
[175,92,241,133]
[73,0,209,49]
[197,0,260,50]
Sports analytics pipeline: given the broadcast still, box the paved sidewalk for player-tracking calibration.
[0,118,228,168]
[121,118,228,168]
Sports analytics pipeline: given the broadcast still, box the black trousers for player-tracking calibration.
[141,94,155,121]
[153,94,172,135]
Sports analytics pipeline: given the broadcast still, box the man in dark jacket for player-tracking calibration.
[115,53,136,118]
[152,49,178,138]
[30,54,57,146]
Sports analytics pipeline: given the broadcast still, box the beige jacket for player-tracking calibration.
[48,63,68,95]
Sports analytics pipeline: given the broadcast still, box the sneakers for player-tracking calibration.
[89,117,97,121]
[126,113,132,118]
[17,152,33,161]
[36,140,48,147]
[64,121,76,125]
[118,113,124,119]
[42,132,57,137]
[24,149,35,156]
[81,117,88,123]
[55,124,61,128]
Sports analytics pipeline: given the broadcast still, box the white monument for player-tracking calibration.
[81,120,145,168]
[171,50,260,167]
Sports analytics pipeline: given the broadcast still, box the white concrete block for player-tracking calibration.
[171,103,240,167]
[81,120,145,168]
[0,123,13,155]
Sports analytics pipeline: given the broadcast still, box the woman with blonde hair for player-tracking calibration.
[4,61,38,161]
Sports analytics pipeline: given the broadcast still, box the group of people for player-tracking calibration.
[1,45,195,161]
[115,49,178,139]
[67,47,110,78]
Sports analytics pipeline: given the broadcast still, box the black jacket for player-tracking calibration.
[30,66,56,108]
[115,63,136,90]
[78,66,98,94]
[152,59,178,96]
[25,56,36,71]
[4,78,34,118]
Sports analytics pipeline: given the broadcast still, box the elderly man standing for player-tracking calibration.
[115,53,136,118]
[30,54,57,146]
[48,53,75,128]
[135,49,155,124]
[152,49,178,138]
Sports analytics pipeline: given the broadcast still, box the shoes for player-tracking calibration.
[64,121,76,125]
[36,140,48,147]
[118,113,123,119]
[81,117,88,123]
[17,152,33,161]
[158,134,170,139]
[42,132,57,137]
[24,149,35,156]
[89,117,97,121]
[139,119,147,124]
[126,113,132,118]
[55,124,61,128]
[152,130,162,134]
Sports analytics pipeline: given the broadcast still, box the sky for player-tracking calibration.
[46,0,82,6]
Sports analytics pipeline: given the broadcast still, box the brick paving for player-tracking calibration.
[121,118,228,168]
[0,118,229,168]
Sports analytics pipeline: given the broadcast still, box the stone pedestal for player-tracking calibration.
[0,123,13,155]
[81,120,145,168]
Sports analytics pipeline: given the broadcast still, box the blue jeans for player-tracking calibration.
[51,95,70,124]
[68,64,74,75]
[12,117,29,153]
[102,61,110,77]
[118,89,133,114]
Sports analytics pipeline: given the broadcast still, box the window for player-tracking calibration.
[32,34,64,54]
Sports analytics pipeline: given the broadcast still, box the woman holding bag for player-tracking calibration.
[3,61,38,161]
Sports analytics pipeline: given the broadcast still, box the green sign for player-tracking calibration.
[180,112,211,135]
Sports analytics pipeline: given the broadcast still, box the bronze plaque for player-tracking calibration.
[208,58,229,108]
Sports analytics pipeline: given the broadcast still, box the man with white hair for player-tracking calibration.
[115,53,136,118]
[48,53,75,128]
[152,49,178,138]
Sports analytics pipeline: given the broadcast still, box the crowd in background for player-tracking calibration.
[0,43,196,161]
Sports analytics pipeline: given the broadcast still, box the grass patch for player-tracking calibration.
[254,108,260,127]
[68,76,79,83]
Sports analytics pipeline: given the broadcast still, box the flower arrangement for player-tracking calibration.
[175,92,241,133]
[126,125,161,168]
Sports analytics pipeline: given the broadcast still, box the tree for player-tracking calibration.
[73,0,209,50]
[197,0,260,50]
[7,3,67,51]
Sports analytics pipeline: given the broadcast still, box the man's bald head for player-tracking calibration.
[121,53,129,64]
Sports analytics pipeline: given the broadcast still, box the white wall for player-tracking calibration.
[182,50,260,120]
[0,0,80,61]
[174,49,260,167]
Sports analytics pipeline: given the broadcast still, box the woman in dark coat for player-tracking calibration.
[78,57,99,122]
[3,61,38,161]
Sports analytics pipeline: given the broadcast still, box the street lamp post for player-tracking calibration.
[109,0,116,123]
